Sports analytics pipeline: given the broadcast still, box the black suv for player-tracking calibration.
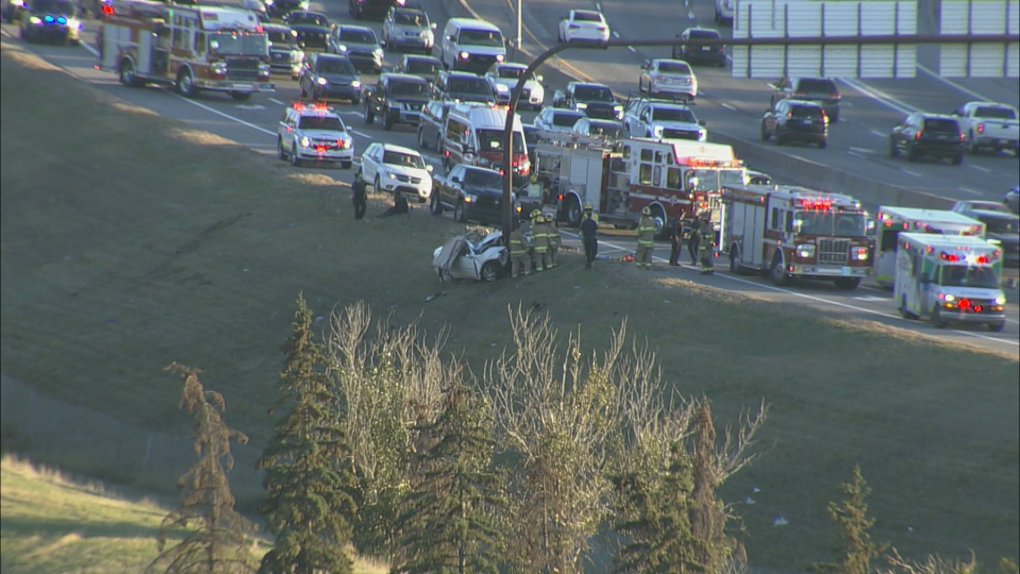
[552,82,623,120]
[395,54,442,89]
[349,0,401,19]
[431,164,516,226]
[291,24,332,56]
[674,27,726,67]
[17,0,80,44]
[761,99,828,148]
[300,53,361,104]
[266,0,309,20]
[434,70,495,104]
[772,77,841,123]
[364,73,432,130]
[889,113,964,164]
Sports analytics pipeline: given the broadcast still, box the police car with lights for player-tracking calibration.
[277,103,355,168]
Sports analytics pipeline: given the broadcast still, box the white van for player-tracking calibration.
[440,18,507,74]
[443,103,530,181]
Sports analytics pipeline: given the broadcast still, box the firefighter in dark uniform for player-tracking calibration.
[353,178,368,220]
[668,212,683,266]
[686,215,702,264]
[697,210,716,274]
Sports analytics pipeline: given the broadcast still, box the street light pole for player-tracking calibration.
[516,0,522,52]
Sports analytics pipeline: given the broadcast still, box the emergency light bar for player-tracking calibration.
[292,102,333,113]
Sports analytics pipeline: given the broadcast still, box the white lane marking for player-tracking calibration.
[627,46,636,53]
[959,187,983,196]
[339,111,365,118]
[900,168,922,177]
[853,296,886,301]
[918,64,995,102]
[848,152,868,160]
[611,31,620,38]
[596,2,602,10]
[350,129,372,138]
[80,39,100,57]
[720,102,737,111]
[839,77,916,116]
[269,97,285,105]
[236,104,265,110]
[178,98,276,136]
[870,129,887,138]
[560,230,1018,347]
[969,164,992,173]
[849,147,876,154]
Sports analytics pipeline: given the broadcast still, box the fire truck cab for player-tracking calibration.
[98,0,274,101]
[873,207,985,288]
[533,135,744,238]
[721,184,872,289]
[894,233,1006,331]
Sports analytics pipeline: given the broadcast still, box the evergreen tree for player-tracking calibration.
[813,465,885,574]
[257,295,360,574]
[393,379,503,574]
[148,364,257,574]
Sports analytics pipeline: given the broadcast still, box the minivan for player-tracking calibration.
[440,18,506,74]
[443,103,529,183]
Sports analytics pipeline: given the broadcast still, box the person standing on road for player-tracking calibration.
[686,215,702,264]
[636,206,656,269]
[353,178,368,221]
[698,212,716,274]
[545,215,560,268]
[509,220,531,278]
[580,204,599,270]
[531,211,549,272]
[668,212,683,266]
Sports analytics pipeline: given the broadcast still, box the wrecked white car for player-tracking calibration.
[432,231,509,283]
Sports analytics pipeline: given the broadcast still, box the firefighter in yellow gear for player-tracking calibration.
[532,215,550,272]
[636,206,656,269]
[544,214,559,268]
[509,221,530,278]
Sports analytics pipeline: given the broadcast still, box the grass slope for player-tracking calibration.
[0,456,386,574]
[1,41,1017,568]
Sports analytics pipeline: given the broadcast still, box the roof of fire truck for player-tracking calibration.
[629,137,737,166]
[723,183,862,210]
[106,0,262,31]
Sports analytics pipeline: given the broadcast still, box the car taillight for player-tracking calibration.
[977,123,985,134]
[829,92,841,99]
[915,129,924,140]
[786,112,793,119]
[959,132,966,142]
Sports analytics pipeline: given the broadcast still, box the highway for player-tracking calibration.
[2,0,1017,356]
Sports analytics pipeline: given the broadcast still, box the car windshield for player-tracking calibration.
[497,67,525,79]
[523,127,539,144]
[966,202,1010,212]
[796,211,867,237]
[688,30,720,40]
[573,11,602,22]
[476,129,525,153]
[924,118,959,133]
[390,80,429,97]
[449,78,491,94]
[588,122,622,138]
[462,168,503,188]
[210,32,269,56]
[299,116,344,131]
[978,215,1019,235]
[797,79,837,94]
[553,113,583,127]
[653,108,696,122]
[295,31,329,50]
[289,13,328,26]
[939,265,1000,289]
[383,151,426,169]
[975,106,1017,120]
[267,30,297,45]
[33,0,75,14]
[394,11,426,27]
[658,62,691,75]
[573,85,615,102]
[342,29,376,44]
[688,168,744,191]
[317,58,355,75]
[791,105,823,119]
[405,60,438,75]
[458,29,503,46]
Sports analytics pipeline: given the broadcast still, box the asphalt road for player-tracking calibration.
[460,0,1019,202]
[2,0,1018,355]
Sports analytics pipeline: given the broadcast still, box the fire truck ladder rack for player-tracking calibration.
[537,131,619,151]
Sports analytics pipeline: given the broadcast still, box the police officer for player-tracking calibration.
[530,211,549,272]
[580,204,599,270]
[636,206,656,269]
[509,220,530,278]
[353,177,368,220]
[545,214,559,268]
[697,211,716,274]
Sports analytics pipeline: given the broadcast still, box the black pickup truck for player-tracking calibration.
[430,164,518,226]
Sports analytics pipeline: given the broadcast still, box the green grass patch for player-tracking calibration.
[1,40,1017,569]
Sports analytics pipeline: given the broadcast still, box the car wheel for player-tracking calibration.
[817,138,827,149]
[351,96,360,105]
[952,153,963,166]
[900,296,917,320]
[989,321,1005,332]
[418,128,428,149]
[760,123,769,142]
[454,200,467,223]
[291,144,301,166]
[770,252,790,286]
[119,59,140,87]
[277,137,286,160]
[383,110,394,131]
[967,132,979,154]
[833,277,860,290]
[365,104,374,124]
[651,206,669,241]
[564,196,582,227]
[774,132,784,146]
[888,138,898,158]
[906,146,918,162]
[932,307,949,329]
[430,193,443,215]
[480,261,501,282]
[374,175,382,193]
[341,160,352,170]
[177,68,198,98]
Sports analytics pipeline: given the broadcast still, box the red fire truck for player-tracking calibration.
[533,135,746,238]
[720,184,872,289]
[97,0,274,100]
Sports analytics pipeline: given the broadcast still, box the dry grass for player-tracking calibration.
[0,41,1017,569]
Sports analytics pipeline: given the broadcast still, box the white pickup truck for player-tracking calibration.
[952,101,1020,155]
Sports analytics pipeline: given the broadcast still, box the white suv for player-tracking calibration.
[357,142,434,203]
[277,103,354,168]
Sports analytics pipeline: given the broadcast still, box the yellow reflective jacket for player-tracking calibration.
[509,229,528,256]
[637,216,656,245]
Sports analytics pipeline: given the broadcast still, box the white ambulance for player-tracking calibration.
[873,206,985,287]
[894,233,1007,331]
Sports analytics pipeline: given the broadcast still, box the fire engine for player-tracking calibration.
[97,0,274,100]
[720,184,872,290]
[533,134,746,237]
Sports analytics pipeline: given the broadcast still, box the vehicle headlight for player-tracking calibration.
[698,130,707,141]
[12,0,24,6]
[66,17,81,29]
[291,50,303,63]
[317,77,328,86]
[459,51,470,60]
[298,0,309,8]
[29,15,41,23]
[264,0,272,5]
[995,295,1007,305]
[420,30,433,40]
[351,80,361,88]
[300,136,311,147]
[853,247,869,261]
[465,193,478,203]
[389,172,398,180]
[494,83,509,93]
[575,102,587,109]
[337,44,348,52]
[496,54,505,62]
[211,61,228,75]
[796,244,815,258]
[940,293,956,302]
[259,64,271,76]
[652,126,664,136]
[373,48,384,58]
